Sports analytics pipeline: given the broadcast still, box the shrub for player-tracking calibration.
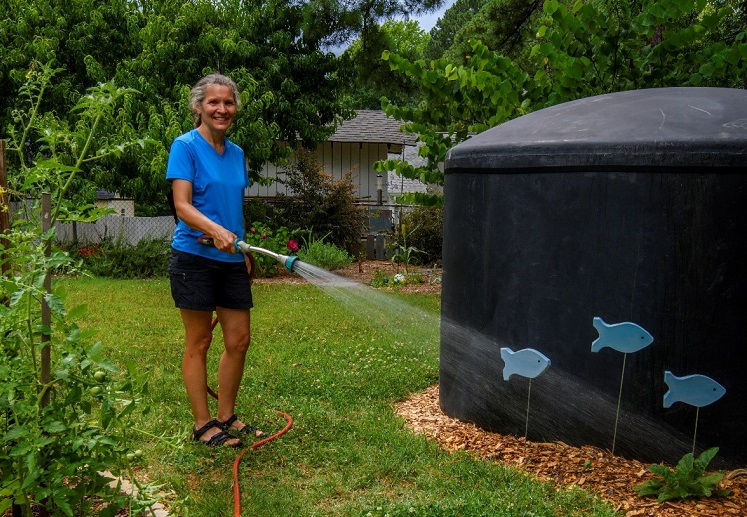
[296,231,353,271]
[274,149,367,255]
[243,225,301,277]
[395,206,443,265]
[2,232,153,517]
[78,237,170,279]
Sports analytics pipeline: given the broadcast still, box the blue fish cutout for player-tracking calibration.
[591,317,653,353]
[663,371,726,408]
[500,348,551,381]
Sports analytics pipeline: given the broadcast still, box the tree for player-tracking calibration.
[378,0,747,204]
[425,0,491,60]
[107,0,347,214]
[341,20,431,109]
[0,0,349,216]
[0,0,144,124]
[303,0,446,47]
[443,0,545,65]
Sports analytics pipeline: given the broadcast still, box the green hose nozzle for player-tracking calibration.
[234,239,298,272]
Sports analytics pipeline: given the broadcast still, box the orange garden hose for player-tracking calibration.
[209,316,293,516]
[231,411,293,517]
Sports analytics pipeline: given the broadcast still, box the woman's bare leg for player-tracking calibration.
[181,308,240,445]
[215,307,253,430]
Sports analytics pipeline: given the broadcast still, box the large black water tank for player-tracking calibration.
[440,87,747,468]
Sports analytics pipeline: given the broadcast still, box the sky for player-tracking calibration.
[404,0,456,32]
[327,0,455,55]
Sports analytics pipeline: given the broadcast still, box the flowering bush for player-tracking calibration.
[77,243,103,258]
[244,225,300,277]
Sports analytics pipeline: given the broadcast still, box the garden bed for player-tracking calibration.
[396,385,747,517]
[258,258,443,294]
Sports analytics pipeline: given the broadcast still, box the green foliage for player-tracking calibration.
[635,447,731,502]
[380,0,747,202]
[391,241,422,277]
[110,0,345,211]
[377,39,534,205]
[74,237,170,279]
[4,64,145,225]
[274,149,367,255]
[531,0,747,103]
[425,0,491,60]
[341,20,431,109]
[1,65,154,515]
[370,267,426,288]
[0,0,349,216]
[296,231,353,270]
[244,224,299,277]
[301,0,445,47]
[444,0,544,66]
[395,206,443,264]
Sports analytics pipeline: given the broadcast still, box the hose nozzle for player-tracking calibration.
[197,236,299,272]
[235,240,298,272]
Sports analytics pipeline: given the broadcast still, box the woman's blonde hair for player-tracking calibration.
[189,73,241,128]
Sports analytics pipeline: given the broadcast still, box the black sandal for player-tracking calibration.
[218,414,265,437]
[192,419,243,448]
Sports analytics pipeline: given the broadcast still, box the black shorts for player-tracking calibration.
[169,249,253,311]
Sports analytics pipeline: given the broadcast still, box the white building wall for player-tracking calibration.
[247,142,398,202]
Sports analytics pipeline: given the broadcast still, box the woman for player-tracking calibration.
[166,73,261,447]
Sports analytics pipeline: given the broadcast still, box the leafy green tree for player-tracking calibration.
[378,0,747,204]
[303,0,446,47]
[110,0,347,215]
[444,0,545,65]
[377,42,533,201]
[425,0,491,60]
[0,0,143,123]
[341,20,431,109]
[1,0,348,216]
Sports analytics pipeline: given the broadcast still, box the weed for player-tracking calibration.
[635,447,730,502]
[297,231,352,270]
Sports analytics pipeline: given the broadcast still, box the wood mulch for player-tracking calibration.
[395,384,747,517]
[267,260,747,516]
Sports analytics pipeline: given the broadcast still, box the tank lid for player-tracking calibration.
[445,87,747,172]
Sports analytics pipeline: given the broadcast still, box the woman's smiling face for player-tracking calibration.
[197,84,236,133]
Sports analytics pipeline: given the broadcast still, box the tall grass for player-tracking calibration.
[57,277,616,516]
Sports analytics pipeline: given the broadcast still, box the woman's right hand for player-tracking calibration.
[209,227,238,254]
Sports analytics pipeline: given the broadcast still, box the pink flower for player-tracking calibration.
[286,239,299,253]
[261,232,267,239]
[250,228,256,234]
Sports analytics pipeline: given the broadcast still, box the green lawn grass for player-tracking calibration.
[57,277,618,517]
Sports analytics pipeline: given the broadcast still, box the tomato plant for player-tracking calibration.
[1,63,155,517]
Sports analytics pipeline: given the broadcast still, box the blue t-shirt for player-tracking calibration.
[166,129,249,263]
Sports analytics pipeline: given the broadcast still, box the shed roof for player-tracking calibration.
[329,110,417,146]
